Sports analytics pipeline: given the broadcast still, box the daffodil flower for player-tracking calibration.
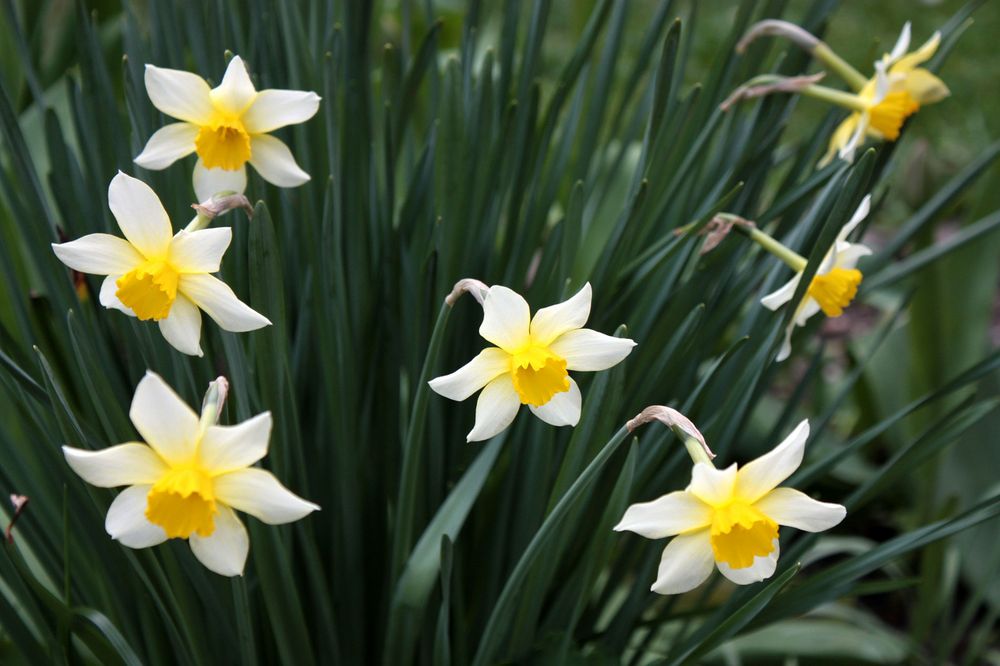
[614,419,845,594]
[63,372,319,577]
[52,172,269,356]
[429,283,636,442]
[134,55,320,201]
[822,23,949,164]
[760,196,872,361]
[732,20,948,165]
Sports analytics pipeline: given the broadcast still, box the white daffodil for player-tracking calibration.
[614,419,845,594]
[52,172,270,356]
[134,55,320,201]
[429,283,636,442]
[63,372,319,577]
[760,195,873,362]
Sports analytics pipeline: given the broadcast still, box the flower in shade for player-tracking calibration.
[52,172,269,356]
[134,55,320,201]
[614,420,845,594]
[823,23,949,164]
[761,195,873,361]
[429,283,636,442]
[63,372,319,576]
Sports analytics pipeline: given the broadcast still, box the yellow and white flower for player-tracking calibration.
[52,172,269,356]
[429,283,636,442]
[823,23,949,164]
[63,372,318,577]
[614,420,845,594]
[134,55,320,201]
[761,195,873,361]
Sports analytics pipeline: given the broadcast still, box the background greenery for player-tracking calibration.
[0,0,998,664]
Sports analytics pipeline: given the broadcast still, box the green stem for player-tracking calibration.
[814,43,869,92]
[184,214,212,232]
[801,83,868,112]
[682,434,713,467]
[740,225,808,272]
[390,302,452,578]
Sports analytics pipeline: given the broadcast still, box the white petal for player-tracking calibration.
[548,329,636,371]
[428,348,511,401]
[213,468,319,525]
[838,195,871,241]
[51,234,143,276]
[242,89,321,134]
[168,228,232,274]
[193,159,247,203]
[210,56,257,115]
[717,539,780,585]
[754,487,846,532]
[179,273,271,332]
[775,320,794,362]
[528,283,591,345]
[529,377,581,426]
[63,444,166,488]
[144,64,214,125]
[189,505,249,576]
[734,420,809,503]
[99,275,136,317]
[199,412,272,474]
[129,371,200,466]
[838,112,868,162]
[888,22,912,63]
[760,274,801,311]
[107,172,173,259]
[105,485,168,548]
[478,286,531,353]
[134,123,198,170]
[651,531,715,595]
[248,134,310,188]
[614,490,712,539]
[687,463,737,507]
[834,242,873,270]
[467,373,521,442]
[158,294,203,356]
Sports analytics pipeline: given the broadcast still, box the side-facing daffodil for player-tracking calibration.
[63,372,319,576]
[730,20,949,165]
[52,172,269,356]
[429,283,636,442]
[823,23,949,164]
[134,55,320,201]
[615,419,845,594]
[760,195,872,361]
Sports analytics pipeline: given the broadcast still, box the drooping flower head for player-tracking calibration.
[134,56,320,201]
[52,172,270,356]
[429,283,636,442]
[615,419,845,594]
[824,23,949,164]
[63,372,319,576]
[730,20,949,165]
[761,195,873,361]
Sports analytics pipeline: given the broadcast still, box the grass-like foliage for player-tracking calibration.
[1,1,998,664]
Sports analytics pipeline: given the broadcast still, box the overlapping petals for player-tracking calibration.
[52,172,270,356]
[429,283,636,442]
[761,196,873,361]
[134,56,320,201]
[64,372,318,576]
[615,420,845,594]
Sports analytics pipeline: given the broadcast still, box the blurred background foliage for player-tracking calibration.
[0,0,998,664]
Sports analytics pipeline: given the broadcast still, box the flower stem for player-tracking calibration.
[800,83,868,112]
[814,43,869,91]
[682,434,714,467]
[739,225,808,272]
